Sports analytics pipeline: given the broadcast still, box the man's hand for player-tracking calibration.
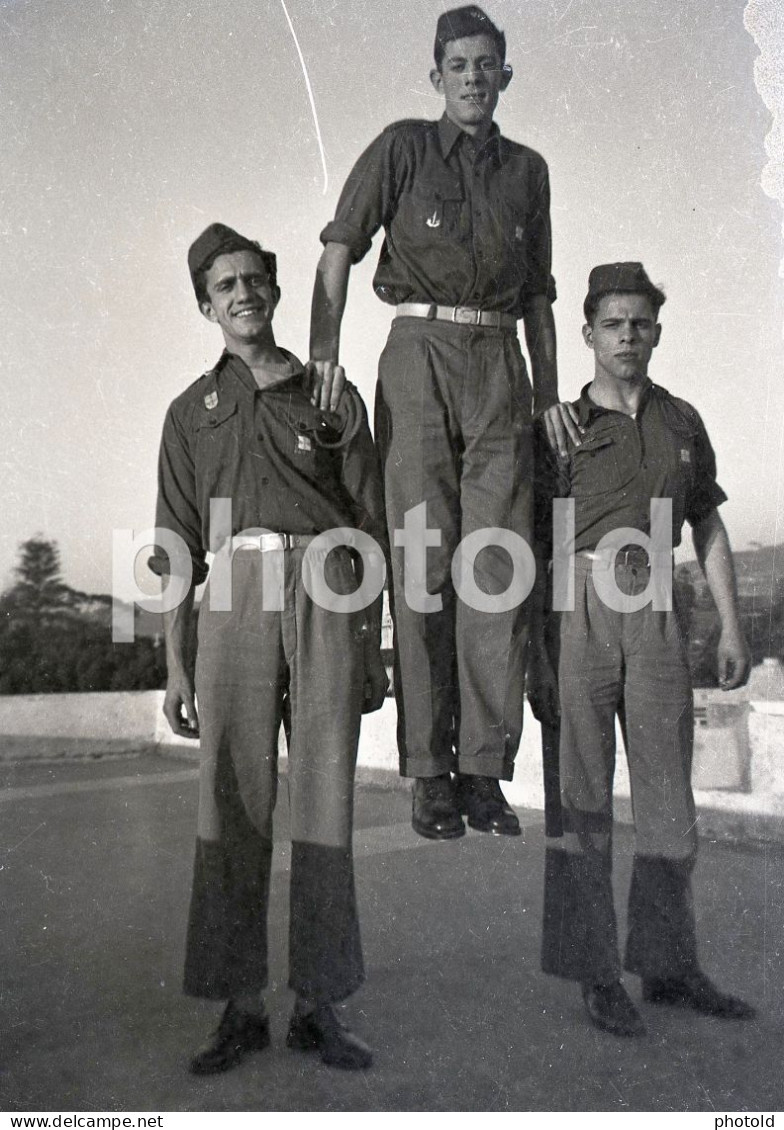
[717,625,751,691]
[541,402,583,459]
[362,648,390,714]
[527,650,560,729]
[306,360,347,412]
[163,675,200,739]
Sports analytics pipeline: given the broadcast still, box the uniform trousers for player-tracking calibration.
[542,556,700,984]
[183,546,365,1004]
[374,316,533,780]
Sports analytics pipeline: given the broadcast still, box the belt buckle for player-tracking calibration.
[453,307,480,325]
[280,533,293,550]
[618,546,649,569]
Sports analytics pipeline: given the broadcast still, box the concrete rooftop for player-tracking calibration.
[2,752,783,1113]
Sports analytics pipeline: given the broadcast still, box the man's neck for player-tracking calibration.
[588,373,651,416]
[445,110,494,143]
[226,336,289,383]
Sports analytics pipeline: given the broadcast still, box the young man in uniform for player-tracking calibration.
[152,223,387,1074]
[310,6,560,840]
[531,262,755,1037]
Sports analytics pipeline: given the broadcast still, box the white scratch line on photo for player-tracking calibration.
[280,0,329,195]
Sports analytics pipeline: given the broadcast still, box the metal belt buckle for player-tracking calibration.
[280,533,294,550]
[618,546,649,569]
[453,307,480,325]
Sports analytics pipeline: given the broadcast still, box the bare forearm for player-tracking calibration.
[162,584,197,679]
[310,242,352,362]
[693,510,742,632]
[523,296,558,416]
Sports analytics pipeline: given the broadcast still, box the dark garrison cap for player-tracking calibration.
[586,262,660,302]
[435,6,501,51]
[187,222,261,292]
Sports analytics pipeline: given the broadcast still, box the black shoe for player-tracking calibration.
[455,775,521,836]
[642,972,756,1020]
[286,1004,373,1070]
[581,981,646,1038]
[189,1002,271,1075]
[411,775,465,840]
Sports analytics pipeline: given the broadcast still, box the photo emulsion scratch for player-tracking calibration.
[279,0,329,195]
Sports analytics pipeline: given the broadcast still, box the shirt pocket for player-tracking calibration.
[193,399,241,456]
[394,174,466,242]
[195,399,238,432]
[570,426,639,497]
[192,399,242,500]
[662,412,699,485]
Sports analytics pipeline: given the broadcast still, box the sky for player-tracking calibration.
[1,0,782,600]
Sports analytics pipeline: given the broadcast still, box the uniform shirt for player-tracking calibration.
[534,382,727,555]
[320,114,556,318]
[152,350,386,584]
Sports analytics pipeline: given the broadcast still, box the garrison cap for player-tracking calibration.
[586,262,661,304]
[434,6,503,57]
[187,223,262,293]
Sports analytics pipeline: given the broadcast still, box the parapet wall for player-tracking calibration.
[1,678,783,843]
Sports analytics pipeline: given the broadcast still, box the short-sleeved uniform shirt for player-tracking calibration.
[320,114,556,317]
[534,381,727,554]
[153,350,385,584]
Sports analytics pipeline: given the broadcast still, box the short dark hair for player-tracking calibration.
[584,285,666,325]
[193,241,278,306]
[434,5,506,69]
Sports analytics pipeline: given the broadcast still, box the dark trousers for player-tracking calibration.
[375,317,533,780]
[184,547,365,1004]
[542,557,699,983]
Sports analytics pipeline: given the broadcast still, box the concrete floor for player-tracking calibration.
[1,752,783,1113]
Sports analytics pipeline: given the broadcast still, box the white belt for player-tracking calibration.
[234,532,318,552]
[577,546,653,569]
[395,302,517,330]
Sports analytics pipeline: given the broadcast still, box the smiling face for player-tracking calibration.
[583,292,662,385]
[430,33,511,137]
[199,249,279,351]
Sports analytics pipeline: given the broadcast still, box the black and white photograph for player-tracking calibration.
[1,0,783,1116]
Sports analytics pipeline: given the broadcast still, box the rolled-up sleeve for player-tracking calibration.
[320,128,401,265]
[522,157,557,309]
[150,405,209,585]
[686,412,728,527]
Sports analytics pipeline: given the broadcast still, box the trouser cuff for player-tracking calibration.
[456,754,516,781]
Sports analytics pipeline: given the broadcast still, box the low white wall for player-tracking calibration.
[2,690,784,843]
[0,691,162,759]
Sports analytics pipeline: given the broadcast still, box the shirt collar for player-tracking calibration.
[220,348,306,394]
[437,112,501,160]
[575,380,656,426]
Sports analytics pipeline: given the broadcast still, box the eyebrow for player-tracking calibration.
[213,270,267,286]
[447,53,498,63]
[599,316,653,325]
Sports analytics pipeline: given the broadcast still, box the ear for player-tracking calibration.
[430,67,444,95]
[653,323,662,348]
[271,285,281,310]
[582,322,594,349]
[199,299,218,324]
[500,63,513,90]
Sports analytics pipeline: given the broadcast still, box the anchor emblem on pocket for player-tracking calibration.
[426,210,441,228]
